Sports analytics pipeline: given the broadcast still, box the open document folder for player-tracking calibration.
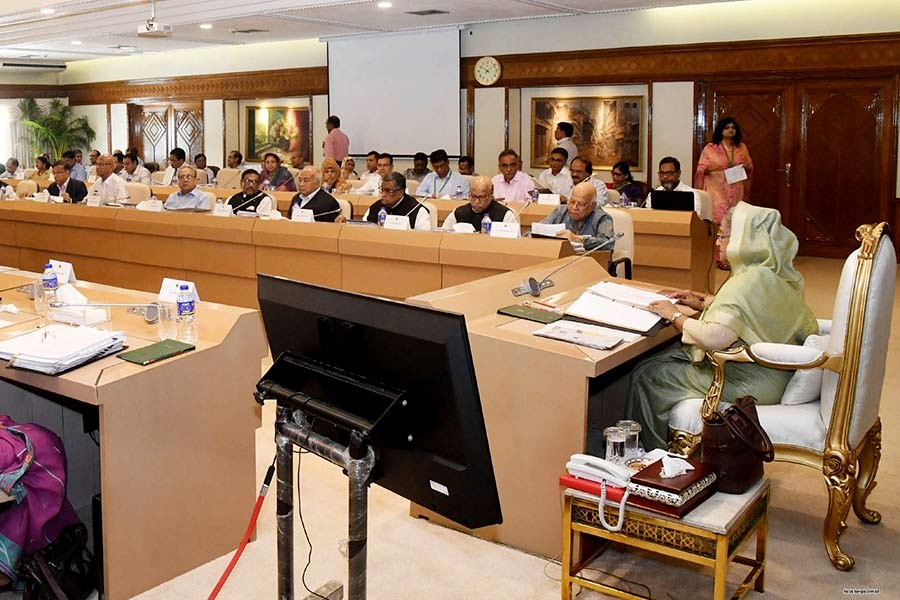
[0,324,126,375]
[564,281,676,334]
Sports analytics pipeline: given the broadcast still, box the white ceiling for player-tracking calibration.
[0,0,732,65]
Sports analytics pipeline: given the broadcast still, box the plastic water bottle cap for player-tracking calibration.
[44,263,52,269]
[179,284,189,290]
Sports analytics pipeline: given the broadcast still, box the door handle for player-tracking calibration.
[775,162,792,186]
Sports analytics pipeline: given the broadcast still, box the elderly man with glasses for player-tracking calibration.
[163,166,211,210]
[359,172,431,230]
[441,176,515,230]
[539,181,615,251]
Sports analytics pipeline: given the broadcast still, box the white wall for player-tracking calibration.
[60,39,326,84]
[312,95,328,164]
[474,88,505,177]
[71,105,108,154]
[650,82,695,187]
[109,104,128,152]
[461,0,900,57]
[203,99,224,167]
[224,100,240,162]
[0,72,58,85]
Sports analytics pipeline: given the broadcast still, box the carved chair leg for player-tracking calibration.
[853,418,882,525]
[667,428,701,457]
[822,450,857,571]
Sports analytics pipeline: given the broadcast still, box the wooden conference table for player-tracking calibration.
[407,258,682,559]
[0,200,577,306]
[0,269,266,600]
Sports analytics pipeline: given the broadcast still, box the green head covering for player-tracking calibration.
[696,202,818,358]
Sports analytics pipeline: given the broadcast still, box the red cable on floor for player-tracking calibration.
[208,459,276,600]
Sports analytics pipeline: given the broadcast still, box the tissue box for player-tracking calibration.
[627,459,717,518]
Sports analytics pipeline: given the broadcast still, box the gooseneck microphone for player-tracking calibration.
[231,191,267,212]
[518,231,624,297]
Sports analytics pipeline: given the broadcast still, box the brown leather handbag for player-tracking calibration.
[701,395,774,494]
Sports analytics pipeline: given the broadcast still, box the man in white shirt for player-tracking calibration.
[226,150,246,171]
[358,151,380,185]
[442,176,516,230]
[491,149,536,203]
[354,153,394,196]
[123,153,152,184]
[87,155,128,204]
[416,149,470,199]
[645,156,705,217]
[554,122,578,167]
[164,166,211,211]
[537,147,573,196]
[568,157,610,206]
[161,148,187,186]
[1,158,24,179]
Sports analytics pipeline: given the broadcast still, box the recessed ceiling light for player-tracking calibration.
[377,1,392,8]
[70,40,82,45]
[199,23,213,30]
[40,8,55,15]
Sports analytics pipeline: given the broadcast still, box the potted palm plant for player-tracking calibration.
[17,97,96,161]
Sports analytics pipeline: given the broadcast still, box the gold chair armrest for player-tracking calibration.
[701,345,753,421]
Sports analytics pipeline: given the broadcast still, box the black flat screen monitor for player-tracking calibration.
[650,190,695,211]
[257,274,502,530]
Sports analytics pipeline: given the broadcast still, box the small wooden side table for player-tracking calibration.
[561,479,769,600]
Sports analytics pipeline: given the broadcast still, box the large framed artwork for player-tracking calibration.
[245,106,311,162]
[531,96,643,170]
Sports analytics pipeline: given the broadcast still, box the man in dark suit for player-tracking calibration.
[288,166,341,222]
[48,160,88,203]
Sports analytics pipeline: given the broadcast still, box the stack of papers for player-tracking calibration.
[533,320,638,350]
[565,281,675,334]
[0,324,126,375]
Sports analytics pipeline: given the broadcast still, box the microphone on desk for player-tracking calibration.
[516,231,625,297]
[404,196,431,217]
[232,191,267,212]
[49,301,162,323]
[510,199,533,222]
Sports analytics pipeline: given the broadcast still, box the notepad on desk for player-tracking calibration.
[586,281,676,310]
[531,222,566,238]
[533,320,638,350]
[565,281,674,334]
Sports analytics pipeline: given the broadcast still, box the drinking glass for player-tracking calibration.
[616,420,643,458]
[603,426,627,464]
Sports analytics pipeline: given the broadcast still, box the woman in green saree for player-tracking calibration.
[624,202,818,450]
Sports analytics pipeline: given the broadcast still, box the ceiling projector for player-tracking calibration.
[137,19,172,37]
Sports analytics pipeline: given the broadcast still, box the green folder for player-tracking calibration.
[497,302,564,324]
[117,339,195,366]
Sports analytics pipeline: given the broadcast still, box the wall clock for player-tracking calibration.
[474,56,502,86]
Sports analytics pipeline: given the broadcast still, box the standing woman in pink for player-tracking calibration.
[696,117,753,225]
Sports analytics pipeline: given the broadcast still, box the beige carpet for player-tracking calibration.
[131,256,899,600]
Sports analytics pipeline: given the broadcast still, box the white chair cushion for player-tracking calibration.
[669,397,827,453]
[750,341,824,366]
[781,334,829,405]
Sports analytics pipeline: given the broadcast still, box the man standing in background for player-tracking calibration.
[554,122,578,167]
[323,115,350,161]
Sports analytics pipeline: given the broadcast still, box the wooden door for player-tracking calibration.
[698,77,896,257]
[698,81,792,216]
[794,78,894,256]
[130,103,203,166]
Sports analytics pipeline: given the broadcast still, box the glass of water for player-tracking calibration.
[157,304,177,340]
[616,420,643,458]
[604,426,627,465]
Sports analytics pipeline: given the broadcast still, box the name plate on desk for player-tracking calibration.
[384,215,410,230]
[86,194,101,207]
[291,207,315,223]
[141,199,163,212]
[49,259,76,283]
[158,278,200,304]
[538,193,560,205]
[212,203,232,217]
[489,222,519,238]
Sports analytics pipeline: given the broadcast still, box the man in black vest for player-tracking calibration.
[288,166,341,222]
[362,172,430,230]
[47,160,88,204]
[227,169,273,215]
[441,176,515,231]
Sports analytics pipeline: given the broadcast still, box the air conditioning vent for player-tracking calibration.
[405,9,449,16]
[0,61,66,71]
[230,28,269,34]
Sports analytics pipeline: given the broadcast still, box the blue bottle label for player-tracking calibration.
[42,274,58,289]
[177,299,194,316]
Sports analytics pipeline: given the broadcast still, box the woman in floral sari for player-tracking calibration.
[259,153,296,192]
[0,416,80,587]
[695,117,753,225]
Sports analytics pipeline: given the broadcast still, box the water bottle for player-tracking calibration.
[37,264,58,318]
[377,207,388,227]
[481,214,492,235]
[529,189,539,203]
[175,284,198,344]
[262,179,271,191]
[454,185,463,200]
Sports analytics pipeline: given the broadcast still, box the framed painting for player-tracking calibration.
[245,106,311,162]
[530,96,643,170]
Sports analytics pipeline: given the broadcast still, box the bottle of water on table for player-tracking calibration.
[454,184,463,200]
[175,284,198,344]
[481,214,492,235]
[37,263,58,318]
[377,207,387,227]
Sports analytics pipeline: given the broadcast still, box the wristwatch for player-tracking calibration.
[670,311,684,322]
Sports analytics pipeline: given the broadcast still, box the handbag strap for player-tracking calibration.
[723,402,775,461]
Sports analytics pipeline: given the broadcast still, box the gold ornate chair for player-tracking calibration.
[667,222,895,571]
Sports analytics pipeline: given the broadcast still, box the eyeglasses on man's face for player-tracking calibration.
[567,200,593,210]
